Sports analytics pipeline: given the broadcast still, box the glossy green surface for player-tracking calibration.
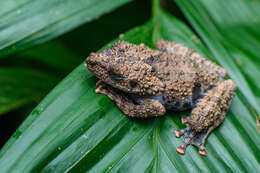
[176,0,260,113]
[0,0,133,57]
[0,0,259,172]
[0,4,259,171]
[0,68,58,115]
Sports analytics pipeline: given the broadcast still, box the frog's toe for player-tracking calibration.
[199,148,207,156]
[95,80,107,94]
[174,130,183,138]
[176,145,186,155]
[190,128,213,156]
[175,127,196,155]
[194,142,207,156]
[174,125,191,138]
[95,85,104,94]
[181,117,189,125]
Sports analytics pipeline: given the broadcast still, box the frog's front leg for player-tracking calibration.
[95,80,166,118]
[174,79,236,156]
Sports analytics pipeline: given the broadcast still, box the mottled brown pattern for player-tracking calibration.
[86,40,236,156]
[156,40,227,77]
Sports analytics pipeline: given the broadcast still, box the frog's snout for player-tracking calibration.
[86,53,98,67]
[224,79,237,93]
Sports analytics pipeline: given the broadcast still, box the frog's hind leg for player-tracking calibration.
[174,79,236,156]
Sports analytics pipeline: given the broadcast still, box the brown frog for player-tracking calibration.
[86,40,236,156]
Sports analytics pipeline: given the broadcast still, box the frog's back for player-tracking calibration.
[149,50,225,111]
[151,52,222,87]
[156,40,227,78]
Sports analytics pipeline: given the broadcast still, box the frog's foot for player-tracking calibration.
[174,117,214,156]
[174,117,190,138]
[174,126,196,155]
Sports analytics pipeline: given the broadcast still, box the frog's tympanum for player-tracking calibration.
[86,40,236,156]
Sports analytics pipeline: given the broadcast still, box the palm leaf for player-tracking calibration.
[0,0,133,57]
[0,1,259,171]
[19,40,82,73]
[175,0,260,112]
[0,67,59,116]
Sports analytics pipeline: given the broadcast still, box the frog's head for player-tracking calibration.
[86,41,165,95]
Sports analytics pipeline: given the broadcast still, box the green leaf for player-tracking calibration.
[175,0,260,113]
[0,0,133,57]
[0,67,59,115]
[19,40,82,73]
[0,2,259,173]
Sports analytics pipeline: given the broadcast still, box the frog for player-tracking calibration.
[85,40,236,156]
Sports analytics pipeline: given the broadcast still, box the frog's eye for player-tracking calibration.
[129,80,138,88]
[109,71,126,82]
